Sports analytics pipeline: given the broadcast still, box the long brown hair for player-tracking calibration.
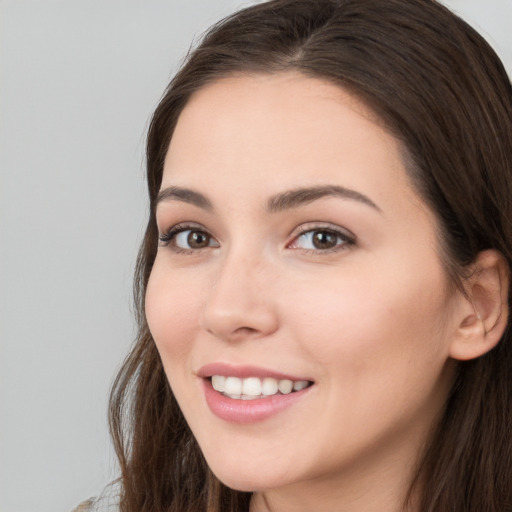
[109,1,512,510]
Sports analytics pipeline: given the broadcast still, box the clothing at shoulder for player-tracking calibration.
[72,481,121,512]
[72,499,95,512]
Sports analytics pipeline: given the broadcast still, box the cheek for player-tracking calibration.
[145,262,201,363]
[279,263,456,458]
[285,260,453,382]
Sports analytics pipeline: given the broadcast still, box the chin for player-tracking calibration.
[206,456,294,493]
[212,473,275,493]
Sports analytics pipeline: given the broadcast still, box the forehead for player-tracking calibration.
[167,72,386,162]
[162,72,421,215]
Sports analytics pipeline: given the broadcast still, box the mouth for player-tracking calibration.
[209,375,313,400]
[198,363,315,422]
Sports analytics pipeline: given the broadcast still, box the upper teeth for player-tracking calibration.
[211,375,310,399]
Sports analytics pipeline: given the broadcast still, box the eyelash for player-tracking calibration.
[158,222,356,254]
[158,223,214,254]
[290,224,356,254]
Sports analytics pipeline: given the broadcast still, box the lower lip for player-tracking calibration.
[202,379,312,424]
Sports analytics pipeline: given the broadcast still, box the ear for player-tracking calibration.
[449,249,509,361]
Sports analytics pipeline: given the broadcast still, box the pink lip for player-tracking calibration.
[202,378,312,424]
[197,363,314,424]
[197,362,311,382]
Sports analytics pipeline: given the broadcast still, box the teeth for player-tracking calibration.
[224,376,242,395]
[262,377,278,396]
[293,380,309,391]
[211,375,226,392]
[278,379,293,394]
[242,377,261,396]
[211,375,311,399]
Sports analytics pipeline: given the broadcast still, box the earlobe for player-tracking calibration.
[449,250,509,361]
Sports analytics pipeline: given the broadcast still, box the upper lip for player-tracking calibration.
[197,362,313,382]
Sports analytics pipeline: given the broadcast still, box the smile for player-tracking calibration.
[211,375,312,400]
[198,363,315,423]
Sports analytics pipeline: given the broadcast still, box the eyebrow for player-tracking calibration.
[156,186,214,211]
[156,184,381,213]
[265,185,381,213]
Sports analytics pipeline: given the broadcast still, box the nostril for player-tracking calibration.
[234,326,259,335]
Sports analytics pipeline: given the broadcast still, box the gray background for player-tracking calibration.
[1,1,511,511]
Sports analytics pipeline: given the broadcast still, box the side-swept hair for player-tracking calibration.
[109,1,512,510]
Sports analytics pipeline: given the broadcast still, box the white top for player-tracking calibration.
[72,481,121,512]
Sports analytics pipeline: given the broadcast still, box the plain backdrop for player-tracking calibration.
[1,1,511,511]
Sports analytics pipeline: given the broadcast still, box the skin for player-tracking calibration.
[145,73,471,511]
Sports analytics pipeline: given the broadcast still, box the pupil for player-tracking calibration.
[188,231,209,248]
[313,231,336,249]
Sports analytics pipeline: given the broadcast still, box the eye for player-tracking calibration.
[159,224,219,252]
[288,227,355,252]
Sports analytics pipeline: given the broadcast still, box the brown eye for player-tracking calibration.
[187,230,211,249]
[159,226,219,251]
[288,227,354,252]
[311,231,338,249]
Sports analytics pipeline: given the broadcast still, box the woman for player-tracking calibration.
[77,0,512,510]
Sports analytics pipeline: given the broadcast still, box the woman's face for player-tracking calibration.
[146,73,462,505]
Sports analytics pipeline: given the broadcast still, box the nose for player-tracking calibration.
[199,252,279,343]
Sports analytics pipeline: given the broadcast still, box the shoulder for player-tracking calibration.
[72,499,95,512]
[71,481,121,512]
